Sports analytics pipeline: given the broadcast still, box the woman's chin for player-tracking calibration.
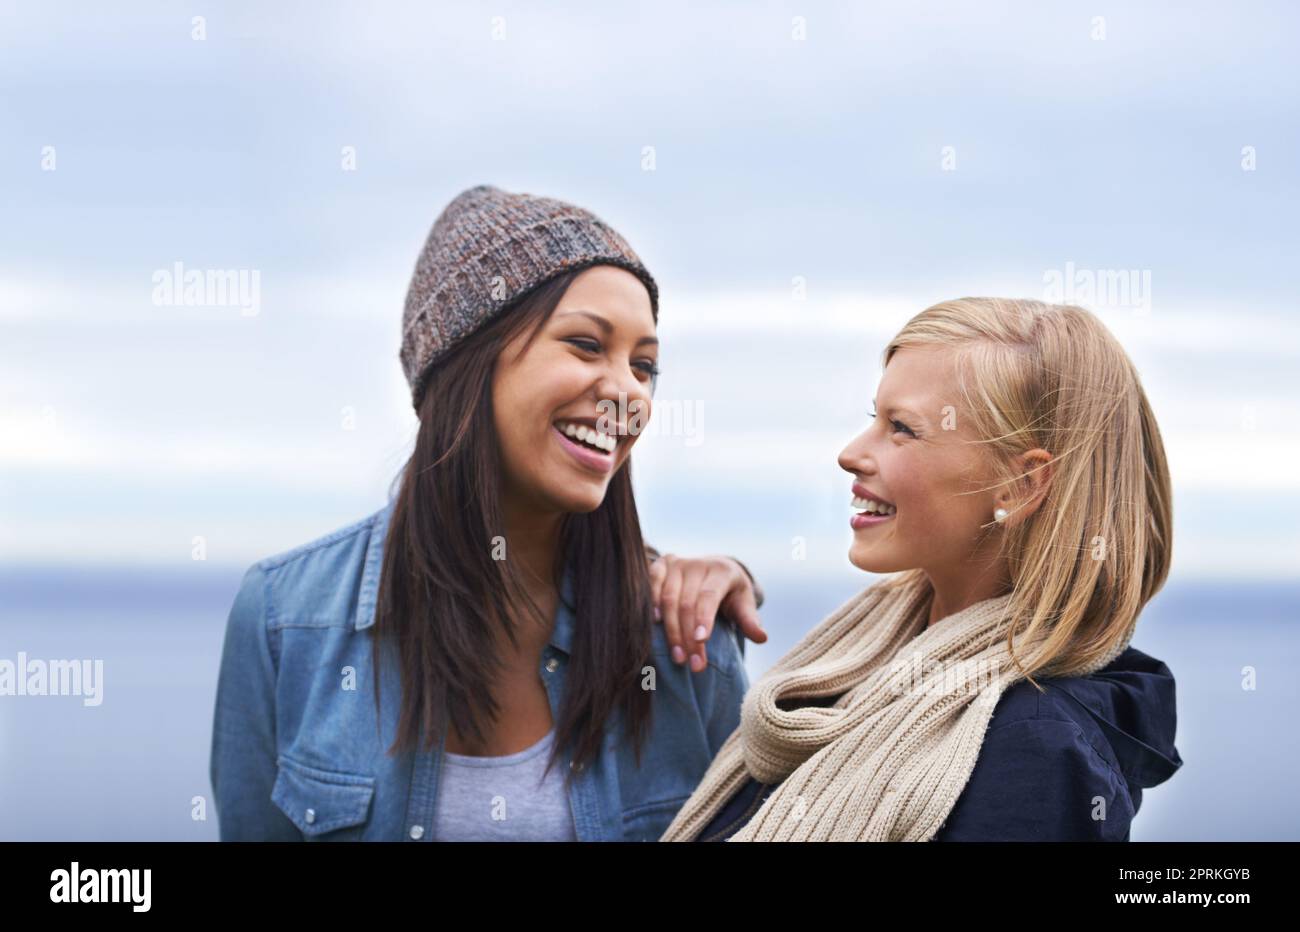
[546,482,609,514]
[847,544,896,574]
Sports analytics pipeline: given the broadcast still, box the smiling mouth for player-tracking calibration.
[554,419,618,453]
[553,420,618,475]
[849,493,896,531]
[851,495,896,518]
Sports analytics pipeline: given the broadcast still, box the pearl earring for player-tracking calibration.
[994,507,1009,523]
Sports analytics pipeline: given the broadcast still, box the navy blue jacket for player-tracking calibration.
[934,645,1182,840]
[696,646,1182,841]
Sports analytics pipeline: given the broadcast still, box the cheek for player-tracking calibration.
[499,355,573,437]
[536,354,591,412]
[496,354,607,481]
[884,452,929,516]
[892,456,988,543]
[888,456,961,535]
[492,367,548,475]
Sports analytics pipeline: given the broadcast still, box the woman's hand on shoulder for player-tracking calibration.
[648,553,767,672]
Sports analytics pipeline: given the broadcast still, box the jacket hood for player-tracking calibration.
[1044,646,1183,791]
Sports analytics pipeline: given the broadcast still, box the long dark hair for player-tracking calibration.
[370,268,656,788]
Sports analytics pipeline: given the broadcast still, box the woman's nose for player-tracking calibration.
[598,366,651,425]
[838,432,872,474]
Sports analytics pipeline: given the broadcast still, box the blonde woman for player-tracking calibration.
[660,297,1183,842]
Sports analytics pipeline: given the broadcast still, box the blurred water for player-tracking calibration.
[0,565,1295,840]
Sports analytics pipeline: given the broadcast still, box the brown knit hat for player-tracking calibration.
[400,184,659,409]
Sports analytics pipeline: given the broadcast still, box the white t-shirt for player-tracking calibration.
[431,727,577,841]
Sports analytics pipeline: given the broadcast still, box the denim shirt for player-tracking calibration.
[209,497,750,842]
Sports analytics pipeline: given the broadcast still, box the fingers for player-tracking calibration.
[656,555,687,667]
[721,581,767,644]
[648,556,667,621]
[652,556,762,671]
[676,562,722,673]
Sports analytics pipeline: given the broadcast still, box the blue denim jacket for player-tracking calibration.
[209,497,750,841]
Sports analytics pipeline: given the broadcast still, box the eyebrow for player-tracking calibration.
[873,397,926,423]
[557,309,659,347]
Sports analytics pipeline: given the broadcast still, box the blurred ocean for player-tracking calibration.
[0,565,1295,841]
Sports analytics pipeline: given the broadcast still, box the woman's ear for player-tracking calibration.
[992,449,1055,527]
[1014,448,1055,518]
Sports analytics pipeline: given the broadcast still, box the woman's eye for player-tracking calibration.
[567,337,658,381]
[566,337,601,353]
[868,409,914,437]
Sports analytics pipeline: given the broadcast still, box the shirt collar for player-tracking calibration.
[355,497,395,632]
[548,564,578,656]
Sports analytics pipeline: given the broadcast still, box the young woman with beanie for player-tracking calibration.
[210,185,766,842]
[662,297,1183,842]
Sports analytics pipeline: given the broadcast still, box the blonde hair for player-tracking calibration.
[879,297,1173,682]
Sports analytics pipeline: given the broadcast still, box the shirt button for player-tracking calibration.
[409,824,425,840]
[304,808,316,824]
[545,658,560,673]
[570,760,583,772]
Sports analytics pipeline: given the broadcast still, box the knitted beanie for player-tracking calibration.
[399,184,659,409]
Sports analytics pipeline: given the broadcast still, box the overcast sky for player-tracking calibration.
[2,0,1297,583]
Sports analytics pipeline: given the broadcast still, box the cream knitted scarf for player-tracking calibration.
[661,571,1129,842]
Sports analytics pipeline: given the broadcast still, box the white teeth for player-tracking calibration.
[558,421,615,453]
[850,495,895,515]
